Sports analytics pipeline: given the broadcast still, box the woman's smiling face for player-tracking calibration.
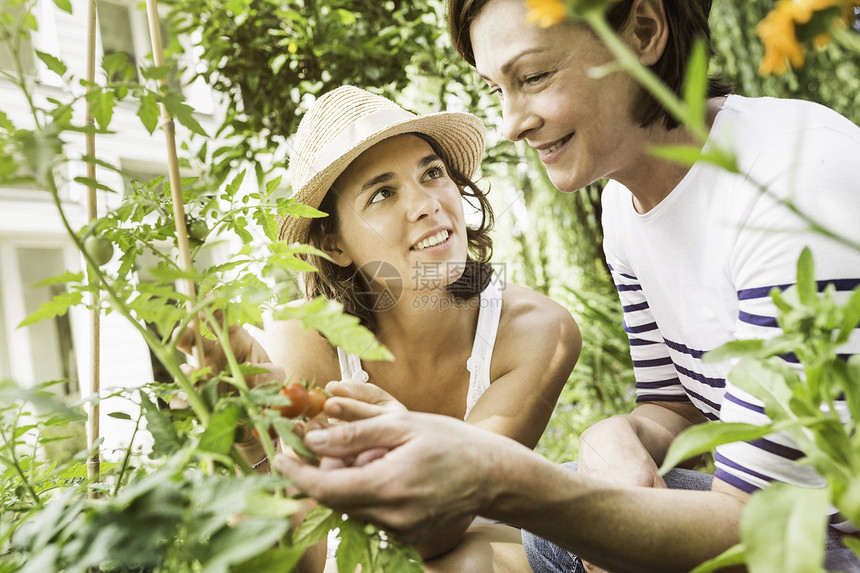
[326,134,470,293]
[470,0,646,193]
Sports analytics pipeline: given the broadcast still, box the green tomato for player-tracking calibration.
[188,219,208,241]
[84,235,114,266]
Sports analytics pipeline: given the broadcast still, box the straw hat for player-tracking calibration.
[277,85,486,244]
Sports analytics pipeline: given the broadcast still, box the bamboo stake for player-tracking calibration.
[143,0,205,365]
[84,0,100,498]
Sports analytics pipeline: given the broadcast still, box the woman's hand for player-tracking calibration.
[322,379,408,421]
[174,311,286,395]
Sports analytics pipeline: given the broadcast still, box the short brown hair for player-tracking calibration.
[448,0,732,129]
[301,133,494,333]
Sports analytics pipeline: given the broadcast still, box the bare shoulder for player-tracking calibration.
[494,284,582,374]
[253,302,342,387]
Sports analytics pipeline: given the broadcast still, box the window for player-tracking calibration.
[0,242,79,395]
[97,0,183,94]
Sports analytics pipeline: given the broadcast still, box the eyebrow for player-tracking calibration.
[358,154,442,194]
[478,48,546,80]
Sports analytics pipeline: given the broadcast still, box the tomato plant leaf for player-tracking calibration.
[162,92,208,137]
[18,290,82,327]
[202,518,290,573]
[229,547,305,573]
[337,518,371,573]
[138,93,160,135]
[139,390,182,457]
[52,0,72,13]
[198,404,239,457]
[689,543,746,573]
[293,506,339,549]
[660,422,775,474]
[273,297,393,361]
[35,50,67,78]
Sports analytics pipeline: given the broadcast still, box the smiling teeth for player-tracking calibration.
[546,135,572,153]
[413,230,449,250]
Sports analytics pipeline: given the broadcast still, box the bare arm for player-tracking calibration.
[578,401,707,488]
[274,412,748,573]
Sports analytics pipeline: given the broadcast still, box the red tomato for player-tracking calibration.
[303,387,328,418]
[273,382,309,418]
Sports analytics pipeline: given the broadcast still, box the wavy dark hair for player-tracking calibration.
[300,133,494,333]
[448,0,732,130]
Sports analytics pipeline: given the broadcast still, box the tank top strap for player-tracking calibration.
[464,276,503,418]
[336,346,370,384]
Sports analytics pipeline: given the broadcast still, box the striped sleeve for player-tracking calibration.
[609,265,688,405]
[715,120,860,531]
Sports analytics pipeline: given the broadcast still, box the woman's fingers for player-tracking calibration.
[323,396,389,421]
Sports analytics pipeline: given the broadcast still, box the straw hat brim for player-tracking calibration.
[277,111,485,245]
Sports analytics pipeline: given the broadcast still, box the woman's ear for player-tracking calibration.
[319,233,352,268]
[622,0,669,67]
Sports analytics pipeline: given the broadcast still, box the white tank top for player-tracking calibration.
[335,278,503,419]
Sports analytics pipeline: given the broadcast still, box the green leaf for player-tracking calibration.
[73,176,116,193]
[52,0,72,13]
[281,199,328,220]
[649,143,739,173]
[274,416,315,459]
[18,290,82,327]
[337,518,370,573]
[244,491,302,519]
[198,404,239,456]
[842,534,860,558]
[796,247,816,306]
[139,390,182,457]
[35,51,67,78]
[137,93,160,135]
[162,92,208,137]
[140,63,174,81]
[728,358,794,419]
[689,543,746,573]
[742,483,828,573]
[703,340,765,363]
[660,422,775,474]
[107,412,132,420]
[682,39,708,130]
[86,88,116,130]
[229,547,305,573]
[293,506,339,549]
[273,297,393,361]
[836,287,860,345]
[203,518,290,573]
[32,271,83,287]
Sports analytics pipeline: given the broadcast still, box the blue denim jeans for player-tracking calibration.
[521,462,859,573]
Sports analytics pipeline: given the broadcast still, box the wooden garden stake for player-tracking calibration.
[143,0,205,365]
[84,0,100,498]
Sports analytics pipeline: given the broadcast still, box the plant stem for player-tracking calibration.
[45,173,211,426]
[584,12,707,142]
[0,424,41,507]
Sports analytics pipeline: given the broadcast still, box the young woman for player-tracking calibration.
[205,85,581,571]
[273,1,860,572]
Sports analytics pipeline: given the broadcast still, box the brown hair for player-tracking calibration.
[448,0,732,130]
[301,133,494,333]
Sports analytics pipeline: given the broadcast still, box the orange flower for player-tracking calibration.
[757,1,805,75]
[525,0,568,28]
[756,0,856,75]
